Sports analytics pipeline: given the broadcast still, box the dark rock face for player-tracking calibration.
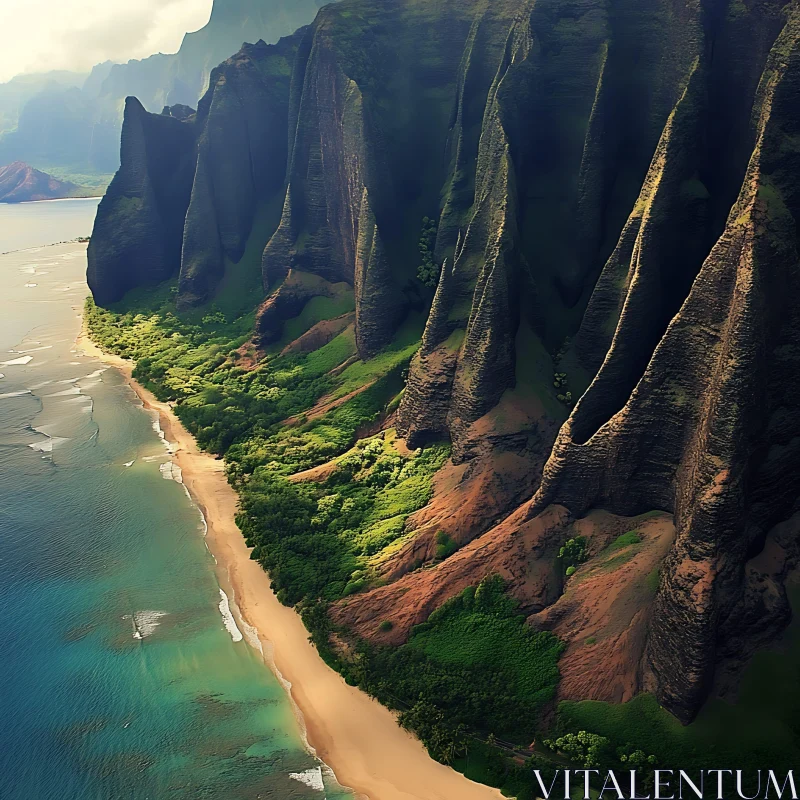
[354,190,405,357]
[87,99,198,305]
[88,35,301,309]
[528,2,800,721]
[330,0,800,728]
[0,161,85,203]
[179,39,297,307]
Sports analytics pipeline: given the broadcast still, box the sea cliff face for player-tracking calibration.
[88,0,800,733]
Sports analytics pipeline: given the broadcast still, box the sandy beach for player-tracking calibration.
[77,328,504,800]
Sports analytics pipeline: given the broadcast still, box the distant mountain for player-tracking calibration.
[0,161,95,203]
[0,0,334,177]
[0,71,87,135]
[100,0,331,110]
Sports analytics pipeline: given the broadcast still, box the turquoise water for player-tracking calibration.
[0,201,352,799]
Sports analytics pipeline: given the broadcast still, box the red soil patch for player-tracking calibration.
[531,513,675,703]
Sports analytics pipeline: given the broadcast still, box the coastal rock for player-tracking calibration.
[179,38,297,306]
[87,98,197,305]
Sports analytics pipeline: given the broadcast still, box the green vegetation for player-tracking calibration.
[610,530,642,549]
[239,437,450,605]
[416,216,439,287]
[85,290,444,608]
[543,731,611,768]
[311,576,564,767]
[559,536,588,574]
[435,531,458,560]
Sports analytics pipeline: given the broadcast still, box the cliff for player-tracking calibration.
[0,161,91,203]
[87,99,198,304]
[88,0,800,730]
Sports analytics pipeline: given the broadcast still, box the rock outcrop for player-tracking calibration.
[88,34,302,308]
[179,38,298,306]
[87,99,198,305]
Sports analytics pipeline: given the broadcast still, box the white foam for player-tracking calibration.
[81,368,107,380]
[132,610,168,639]
[289,768,325,792]
[218,589,243,643]
[0,390,32,400]
[151,416,177,455]
[48,387,82,397]
[124,460,135,468]
[1,356,32,366]
[28,435,69,453]
[182,485,209,535]
[159,461,183,483]
[17,345,51,354]
[24,283,38,288]
[238,615,263,654]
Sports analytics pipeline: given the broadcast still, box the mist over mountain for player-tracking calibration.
[0,0,333,178]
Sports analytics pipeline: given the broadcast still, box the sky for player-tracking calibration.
[0,0,215,84]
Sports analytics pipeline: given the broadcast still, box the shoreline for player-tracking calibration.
[76,327,504,800]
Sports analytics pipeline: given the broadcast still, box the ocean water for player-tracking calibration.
[0,200,352,799]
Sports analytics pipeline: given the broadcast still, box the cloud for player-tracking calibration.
[0,0,213,83]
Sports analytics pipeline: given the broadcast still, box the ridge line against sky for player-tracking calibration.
[0,0,214,84]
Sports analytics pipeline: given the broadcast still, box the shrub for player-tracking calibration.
[435,530,458,560]
[416,217,440,287]
[559,537,587,573]
[611,530,642,549]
